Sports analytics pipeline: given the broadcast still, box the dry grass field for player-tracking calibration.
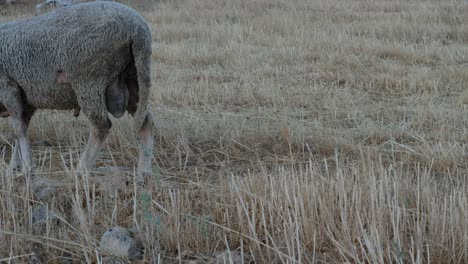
[1,0,468,263]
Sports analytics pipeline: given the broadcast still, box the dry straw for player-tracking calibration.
[1,0,468,263]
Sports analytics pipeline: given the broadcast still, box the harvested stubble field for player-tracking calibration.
[1,0,468,263]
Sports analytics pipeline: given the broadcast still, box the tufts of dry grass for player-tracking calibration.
[1,0,468,263]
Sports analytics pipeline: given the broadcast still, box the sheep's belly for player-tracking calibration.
[25,83,78,110]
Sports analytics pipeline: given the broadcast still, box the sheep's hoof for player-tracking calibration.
[74,167,89,178]
[33,186,56,201]
[31,177,57,201]
[7,164,36,185]
[136,171,151,186]
[6,165,18,176]
[31,205,60,225]
[7,162,34,175]
[8,159,21,172]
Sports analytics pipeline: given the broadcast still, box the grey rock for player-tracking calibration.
[100,227,143,260]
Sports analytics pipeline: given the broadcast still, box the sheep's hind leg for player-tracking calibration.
[125,77,154,184]
[74,79,111,176]
[10,140,21,170]
[76,121,111,175]
[136,110,154,184]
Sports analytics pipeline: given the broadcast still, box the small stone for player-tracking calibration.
[100,227,142,260]
[101,256,126,264]
[213,250,245,264]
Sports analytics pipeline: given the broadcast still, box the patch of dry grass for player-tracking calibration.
[1,0,468,263]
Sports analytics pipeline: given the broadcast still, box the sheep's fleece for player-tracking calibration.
[0,1,154,182]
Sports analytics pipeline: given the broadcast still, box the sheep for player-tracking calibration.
[0,1,154,184]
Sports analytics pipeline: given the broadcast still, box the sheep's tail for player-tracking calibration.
[131,25,152,130]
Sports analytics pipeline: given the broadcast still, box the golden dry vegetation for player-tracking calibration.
[1,0,468,263]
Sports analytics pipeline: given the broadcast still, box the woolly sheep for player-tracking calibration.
[0,1,154,184]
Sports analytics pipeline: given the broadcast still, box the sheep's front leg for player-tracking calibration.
[10,110,35,171]
[0,78,34,174]
[76,124,110,174]
[9,116,33,174]
[137,111,154,184]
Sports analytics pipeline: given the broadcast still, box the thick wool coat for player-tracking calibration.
[0,1,152,129]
